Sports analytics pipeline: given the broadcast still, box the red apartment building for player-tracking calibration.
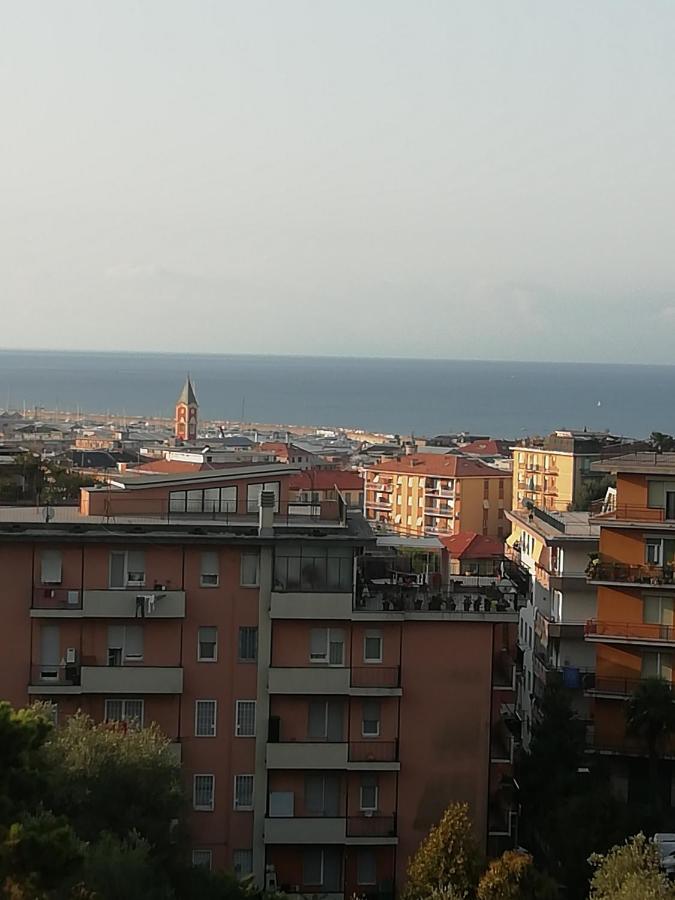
[0,464,518,897]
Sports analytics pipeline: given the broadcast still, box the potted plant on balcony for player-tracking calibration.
[585,554,599,579]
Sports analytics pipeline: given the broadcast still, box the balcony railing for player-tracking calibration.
[32,588,82,610]
[585,619,675,644]
[346,815,397,837]
[350,667,401,688]
[348,741,398,763]
[588,562,675,586]
[594,505,670,523]
[588,675,674,697]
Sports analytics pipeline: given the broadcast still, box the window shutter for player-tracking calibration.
[127,550,145,581]
[329,629,344,665]
[310,628,328,661]
[307,701,327,738]
[124,625,143,659]
[108,625,124,650]
[41,549,62,584]
[109,552,125,588]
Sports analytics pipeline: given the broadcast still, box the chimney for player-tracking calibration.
[258,490,275,536]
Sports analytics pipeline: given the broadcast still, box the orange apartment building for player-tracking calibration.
[586,453,675,791]
[364,454,512,540]
[0,464,519,896]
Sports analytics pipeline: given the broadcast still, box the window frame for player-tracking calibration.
[195,699,217,738]
[200,551,220,588]
[193,774,215,811]
[191,849,213,870]
[357,848,377,886]
[309,627,345,666]
[233,774,255,811]
[238,626,258,662]
[361,700,381,737]
[233,849,253,880]
[359,774,379,812]
[240,551,260,587]
[109,549,145,590]
[197,626,218,662]
[235,700,256,737]
[363,630,383,664]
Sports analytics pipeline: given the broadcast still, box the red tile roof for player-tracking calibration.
[289,469,364,491]
[459,439,511,457]
[368,453,506,478]
[439,532,505,559]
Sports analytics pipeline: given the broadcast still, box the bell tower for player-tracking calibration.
[175,375,198,443]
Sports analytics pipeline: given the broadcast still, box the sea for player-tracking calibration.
[0,349,673,439]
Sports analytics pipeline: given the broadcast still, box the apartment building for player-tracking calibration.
[505,507,598,747]
[288,469,364,510]
[364,454,512,540]
[0,463,520,897]
[511,430,641,513]
[585,454,675,787]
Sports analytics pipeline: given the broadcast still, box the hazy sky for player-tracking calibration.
[2,1,675,362]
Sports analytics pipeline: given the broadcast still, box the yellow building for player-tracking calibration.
[364,453,511,539]
[511,431,642,513]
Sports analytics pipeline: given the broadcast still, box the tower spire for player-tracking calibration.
[175,375,198,442]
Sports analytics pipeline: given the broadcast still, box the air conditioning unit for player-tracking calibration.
[65,647,78,665]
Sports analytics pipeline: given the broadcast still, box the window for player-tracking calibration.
[360,774,378,811]
[200,552,219,587]
[193,775,215,811]
[357,849,377,886]
[274,543,353,592]
[195,700,217,737]
[192,850,212,870]
[305,774,341,816]
[198,626,217,661]
[107,625,143,665]
[109,550,145,588]
[644,596,674,626]
[39,624,60,680]
[233,850,253,879]
[362,700,380,737]
[303,848,341,890]
[240,551,260,587]
[105,698,144,728]
[646,539,664,566]
[307,699,344,741]
[310,628,344,665]
[363,630,382,663]
[238,626,258,662]
[170,486,237,514]
[235,700,256,737]
[234,775,254,810]
[642,651,673,680]
[40,549,62,584]
[247,481,280,513]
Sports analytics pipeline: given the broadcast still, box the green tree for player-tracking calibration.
[626,678,675,809]
[403,803,482,900]
[0,703,53,822]
[42,713,183,865]
[589,833,675,900]
[650,433,675,454]
[476,851,559,900]
[79,832,173,900]
[572,475,615,512]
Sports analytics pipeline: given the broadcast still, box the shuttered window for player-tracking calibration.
[200,552,219,587]
[40,549,62,584]
[235,701,256,737]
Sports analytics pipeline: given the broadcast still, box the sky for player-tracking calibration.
[2,1,675,363]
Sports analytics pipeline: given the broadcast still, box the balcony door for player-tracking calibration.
[40,625,60,680]
[644,595,674,627]
[666,491,675,521]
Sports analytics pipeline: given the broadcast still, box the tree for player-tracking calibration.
[0,702,53,822]
[403,803,482,900]
[41,713,184,866]
[572,476,615,512]
[476,851,559,900]
[650,433,675,454]
[626,678,675,809]
[589,833,675,900]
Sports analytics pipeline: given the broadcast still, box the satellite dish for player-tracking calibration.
[43,506,54,523]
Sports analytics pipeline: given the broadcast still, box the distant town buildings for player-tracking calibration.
[363,453,512,540]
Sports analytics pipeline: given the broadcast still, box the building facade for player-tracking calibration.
[0,464,520,897]
[505,507,598,747]
[511,431,641,513]
[585,454,675,786]
[363,454,512,540]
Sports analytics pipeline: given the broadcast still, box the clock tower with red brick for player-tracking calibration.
[175,375,198,443]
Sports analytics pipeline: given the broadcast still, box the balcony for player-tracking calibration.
[587,561,675,589]
[31,588,186,618]
[593,505,672,525]
[28,664,183,695]
[264,817,346,844]
[346,815,397,842]
[586,675,674,698]
[265,741,400,770]
[267,667,402,696]
[585,619,675,647]
[270,592,353,619]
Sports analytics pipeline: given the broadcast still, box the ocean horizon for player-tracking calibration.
[0,348,673,438]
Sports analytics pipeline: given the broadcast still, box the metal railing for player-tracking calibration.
[346,815,397,837]
[30,663,81,686]
[588,562,675,585]
[593,504,670,523]
[348,741,398,762]
[585,619,675,643]
[588,675,673,697]
[350,667,401,688]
